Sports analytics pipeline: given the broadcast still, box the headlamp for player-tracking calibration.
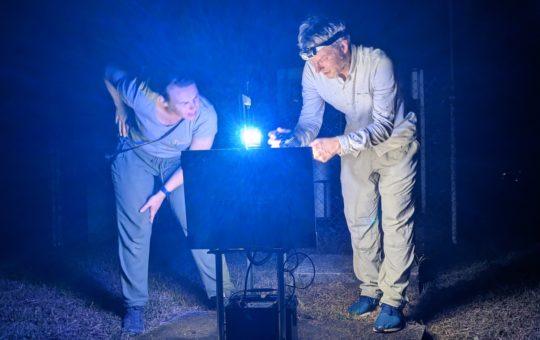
[299,46,324,61]
[298,30,348,61]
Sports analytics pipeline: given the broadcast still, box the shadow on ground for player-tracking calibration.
[411,246,540,323]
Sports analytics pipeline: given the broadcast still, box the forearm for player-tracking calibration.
[337,95,395,156]
[104,79,124,108]
[294,111,323,146]
[295,66,325,146]
[161,168,184,195]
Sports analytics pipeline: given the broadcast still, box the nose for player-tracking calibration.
[188,99,199,114]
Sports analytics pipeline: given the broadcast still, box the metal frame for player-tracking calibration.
[212,249,288,340]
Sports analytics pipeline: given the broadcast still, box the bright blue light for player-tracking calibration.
[240,126,262,148]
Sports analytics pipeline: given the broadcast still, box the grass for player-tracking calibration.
[1,225,539,339]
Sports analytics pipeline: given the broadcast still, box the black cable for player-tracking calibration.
[242,251,275,302]
[285,270,296,300]
[246,251,273,266]
[283,250,316,290]
[237,249,316,307]
[242,260,253,302]
[105,118,183,161]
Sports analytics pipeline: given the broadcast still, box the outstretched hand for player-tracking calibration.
[267,127,291,148]
[139,192,166,223]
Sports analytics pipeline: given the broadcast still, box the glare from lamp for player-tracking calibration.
[240,126,262,148]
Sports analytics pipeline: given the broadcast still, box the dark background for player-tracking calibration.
[0,0,538,268]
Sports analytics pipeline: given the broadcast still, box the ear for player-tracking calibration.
[158,95,168,108]
[340,39,350,55]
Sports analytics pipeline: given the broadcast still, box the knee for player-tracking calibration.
[382,225,413,250]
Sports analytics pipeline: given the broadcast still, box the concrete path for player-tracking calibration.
[138,310,424,340]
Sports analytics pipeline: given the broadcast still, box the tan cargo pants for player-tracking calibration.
[340,140,418,308]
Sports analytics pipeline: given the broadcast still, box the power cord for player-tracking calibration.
[233,249,316,305]
[283,250,316,299]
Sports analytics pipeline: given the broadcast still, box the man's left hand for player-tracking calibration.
[139,192,166,223]
[310,137,341,163]
[115,106,130,137]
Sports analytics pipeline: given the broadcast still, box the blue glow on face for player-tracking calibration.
[240,127,262,148]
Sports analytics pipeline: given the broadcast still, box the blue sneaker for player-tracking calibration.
[122,306,145,335]
[373,303,404,333]
[348,296,379,316]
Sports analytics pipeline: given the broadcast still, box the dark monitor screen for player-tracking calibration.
[182,147,317,250]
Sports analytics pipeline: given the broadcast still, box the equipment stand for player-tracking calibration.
[212,249,288,340]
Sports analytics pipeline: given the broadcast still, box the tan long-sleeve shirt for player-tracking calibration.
[294,45,417,157]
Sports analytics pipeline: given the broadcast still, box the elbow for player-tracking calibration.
[104,65,126,84]
[369,121,394,146]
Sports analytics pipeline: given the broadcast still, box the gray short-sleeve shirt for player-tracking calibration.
[112,75,217,158]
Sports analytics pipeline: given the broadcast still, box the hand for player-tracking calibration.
[115,105,130,137]
[267,127,291,148]
[310,137,341,163]
[139,192,166,223]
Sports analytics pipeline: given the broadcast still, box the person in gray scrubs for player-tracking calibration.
[104,67,234,335]
[269,16,418,333]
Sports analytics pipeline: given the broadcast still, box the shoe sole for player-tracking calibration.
[349,311,373,317]
[372,325,404,333]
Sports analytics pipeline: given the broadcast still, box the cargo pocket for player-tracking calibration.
[380,143,411,166]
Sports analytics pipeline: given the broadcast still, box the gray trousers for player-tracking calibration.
[341,140,418,308]
[111,147,233,308]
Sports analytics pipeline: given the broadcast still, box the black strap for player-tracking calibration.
[105,119,183,161]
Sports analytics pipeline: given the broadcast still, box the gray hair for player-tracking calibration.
[298,16,347,50]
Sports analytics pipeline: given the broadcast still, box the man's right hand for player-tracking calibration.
[115,105,130,137]
[267,127,291,148]
[139,191,166,224]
